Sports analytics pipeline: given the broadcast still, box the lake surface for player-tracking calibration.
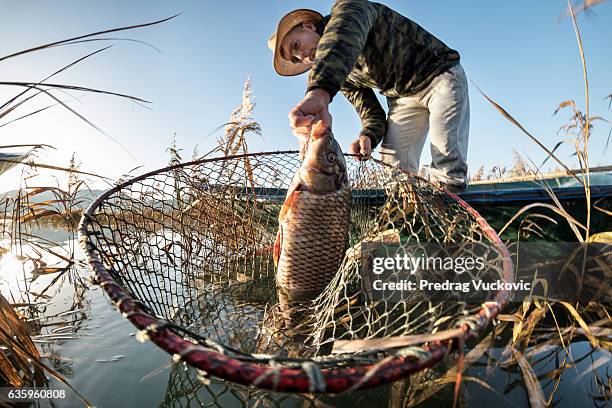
[0,226,609,407]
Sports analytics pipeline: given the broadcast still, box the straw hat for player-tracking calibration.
[268,9,323,76]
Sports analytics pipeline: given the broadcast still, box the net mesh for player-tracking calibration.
[79,152,512,392]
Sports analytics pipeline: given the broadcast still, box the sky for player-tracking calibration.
[0,1,610,193]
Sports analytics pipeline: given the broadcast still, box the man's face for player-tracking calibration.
[280,22,321,65]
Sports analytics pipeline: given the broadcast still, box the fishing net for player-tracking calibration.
[79,151,512,393]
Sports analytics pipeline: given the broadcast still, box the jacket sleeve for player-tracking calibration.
[340,81,387,148]
[307,0,377,99]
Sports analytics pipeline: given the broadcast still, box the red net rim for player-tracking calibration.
[78,150,513,393]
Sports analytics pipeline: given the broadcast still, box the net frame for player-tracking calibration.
[78,151,513,393]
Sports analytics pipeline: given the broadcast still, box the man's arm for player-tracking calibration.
[340,82,387,148]
[307,0,378,98]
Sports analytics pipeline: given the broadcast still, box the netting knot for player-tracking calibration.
[453,316,480,332]
[302,362,326,393]
[252,361,282,390]
[482,301,500,320]
[196,369,211,385]
[86,274,100,285]
[135,324,158,343]
[397,346,430,360]
[172,344,204,363]
[202,339,226,355]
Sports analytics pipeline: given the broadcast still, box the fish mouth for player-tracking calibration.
[303,165,337,177]
[303,165,322,174]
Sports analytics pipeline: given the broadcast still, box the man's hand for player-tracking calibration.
[289,88,332,158]
[288,88,332,131]
[349,135,372,160]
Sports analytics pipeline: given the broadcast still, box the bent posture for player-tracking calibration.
[268,1,470,192]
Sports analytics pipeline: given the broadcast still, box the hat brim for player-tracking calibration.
[271,9,323,76]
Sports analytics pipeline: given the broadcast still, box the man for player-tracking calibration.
[268,0,470,192]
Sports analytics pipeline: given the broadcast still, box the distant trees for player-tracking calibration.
[508,152,530,178]
[470,152,536,182]
[471,165,485,181]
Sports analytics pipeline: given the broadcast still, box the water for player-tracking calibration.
[1,226,609,407]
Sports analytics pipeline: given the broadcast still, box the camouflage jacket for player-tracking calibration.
[308,0,460,147]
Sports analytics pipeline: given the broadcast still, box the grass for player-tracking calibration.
[419,2,612,406]
[0,15,176,405]
[0,3,610,408]
[0,57,265,403]
[370,2,611,406]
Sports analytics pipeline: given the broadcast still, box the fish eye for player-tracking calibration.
[326,152,337,162]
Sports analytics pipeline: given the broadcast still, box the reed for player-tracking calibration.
[0,15,174,405]
[395,3,611,406]
[413,2,612,406]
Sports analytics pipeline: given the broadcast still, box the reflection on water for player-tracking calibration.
[1,225,610,407]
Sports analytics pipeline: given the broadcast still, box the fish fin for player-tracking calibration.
[278,187,301,223]
[273,227,282,267]
[275,179,303,267]
[311,120,328,140]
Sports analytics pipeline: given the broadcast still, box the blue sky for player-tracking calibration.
[0,1,610,192]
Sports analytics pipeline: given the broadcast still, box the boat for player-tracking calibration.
[461,166,612,240]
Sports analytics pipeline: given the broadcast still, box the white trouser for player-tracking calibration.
[379,63,470,187]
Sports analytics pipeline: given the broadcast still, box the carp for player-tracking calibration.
[273,121,351,306]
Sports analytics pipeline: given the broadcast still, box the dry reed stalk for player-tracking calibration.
[0,16,175,404]
[409,2,611,405]
[512,348,546,408]
[0,294,44,387]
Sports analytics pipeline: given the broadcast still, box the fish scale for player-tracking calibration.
[273,121,351,308]
[276,187,351,301]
